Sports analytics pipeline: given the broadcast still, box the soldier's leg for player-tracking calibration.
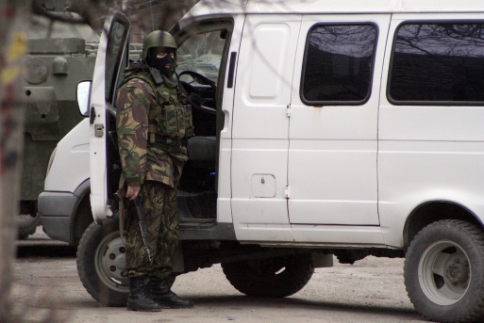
[124,182,162,311]
[149,183,178,278]
[148,182,193,308]
[124,181,161,276]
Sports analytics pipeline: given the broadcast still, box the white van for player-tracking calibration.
[42,1,484,322]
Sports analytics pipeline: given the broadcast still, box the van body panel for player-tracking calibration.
[43,118,90,192]
[189,0,484,18]
[378,13,484,246]
[288,225,384,246]
[247,0,484,14]
[235,223,294,242]
[216,14,245,224]
[231,15,301,241]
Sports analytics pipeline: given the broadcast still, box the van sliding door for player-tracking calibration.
[288,15,390,236]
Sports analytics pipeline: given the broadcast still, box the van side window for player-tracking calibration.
[177,29,227,84]
[175,25,231,137]
[301,24,377,105]
[389,22,484,104]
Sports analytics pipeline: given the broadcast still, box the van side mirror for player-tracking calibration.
[77,81,92,117]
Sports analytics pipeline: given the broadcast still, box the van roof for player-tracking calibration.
[187,0,484,17]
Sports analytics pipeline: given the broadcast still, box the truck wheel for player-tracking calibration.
[77,220,176,307]
[17,214,41,240]
[221,254,314,298]
[77,220,129,307]
[404,220,484,323]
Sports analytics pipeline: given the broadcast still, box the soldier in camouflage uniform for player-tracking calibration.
[116,30,194,312]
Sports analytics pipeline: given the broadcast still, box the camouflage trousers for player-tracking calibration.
[124,180,178,280]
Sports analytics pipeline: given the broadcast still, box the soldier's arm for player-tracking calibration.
[115,79,156,185]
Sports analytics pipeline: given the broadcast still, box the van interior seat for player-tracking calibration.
[187,136,216,168]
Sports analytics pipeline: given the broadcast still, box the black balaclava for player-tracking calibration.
[146,47,176,78]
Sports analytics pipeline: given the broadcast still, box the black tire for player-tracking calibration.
[221,254,314,298]
[77,220,129,307]
[76,220,176,307]
[17,214,41,240]
[404,219,484,323]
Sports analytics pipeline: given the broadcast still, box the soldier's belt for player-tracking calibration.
[148,133,189,162]
[149,133,183,148]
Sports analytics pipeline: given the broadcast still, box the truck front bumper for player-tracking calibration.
[38,191,80,244]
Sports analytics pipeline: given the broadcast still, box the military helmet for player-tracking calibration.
[141,30,177,60]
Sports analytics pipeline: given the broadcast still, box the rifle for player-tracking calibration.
[114,187,153,263]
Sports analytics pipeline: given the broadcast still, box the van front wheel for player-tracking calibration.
[404,220,484,323]
[76,220,176,307]
[76,220,129,307]
[221,254,314,298]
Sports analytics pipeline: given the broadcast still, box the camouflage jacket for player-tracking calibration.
[116,64,194,188]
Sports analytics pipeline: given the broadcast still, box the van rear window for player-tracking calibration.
[389,22,484,104]
[301,24,377,105]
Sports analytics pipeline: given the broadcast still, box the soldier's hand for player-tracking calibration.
[126,184,141,200]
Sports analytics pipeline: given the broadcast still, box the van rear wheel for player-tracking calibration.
[404,220,484,323]
[221,254,314,298]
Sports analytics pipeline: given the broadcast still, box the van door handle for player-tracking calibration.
[227,52,237,88]
[90,106,96,124]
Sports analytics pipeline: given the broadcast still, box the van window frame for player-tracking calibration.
[300,21,379,106]
[105,18,130,105]
[387,19,484,106]
[173,17,234,190]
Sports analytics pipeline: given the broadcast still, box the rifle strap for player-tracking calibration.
[118,174,125,240]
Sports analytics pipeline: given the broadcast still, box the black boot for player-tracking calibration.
[127,276,162,312]
[150,278,194,309]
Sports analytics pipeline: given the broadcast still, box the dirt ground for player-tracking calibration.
[11,228,430,323]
